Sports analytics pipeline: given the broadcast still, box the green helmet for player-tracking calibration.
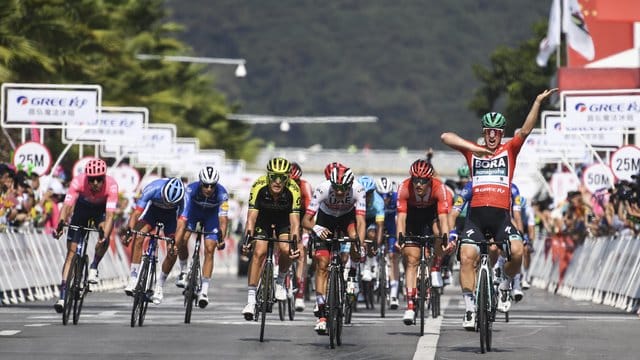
[481,112,506,129]
[457,164,470,178]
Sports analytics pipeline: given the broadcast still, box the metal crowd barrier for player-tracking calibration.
[0,226,130,306]
[529,231,640,314]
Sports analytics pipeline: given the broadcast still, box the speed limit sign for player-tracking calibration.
[12,141,52,175]
[610,145,640,182]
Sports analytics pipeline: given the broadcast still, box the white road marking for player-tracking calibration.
[0,330,21,336]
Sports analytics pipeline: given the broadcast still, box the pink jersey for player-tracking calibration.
[64,173,119,212]
[306,180,366,218]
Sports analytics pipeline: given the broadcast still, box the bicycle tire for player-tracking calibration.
[379,256,387,318]
[287,270,295,321]
[259,261,273,342]
[62,255,78,325]
[328,267,340,349]
[431,286,440,318]
[336,274,343,346]
[419,261,427,336]
[73,255,89,325]
[184,257,199,324]
[478,269,489,353]
[139,260,154,326]
[131,257,149,327]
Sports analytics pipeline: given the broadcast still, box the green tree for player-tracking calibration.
[468,21,557,136]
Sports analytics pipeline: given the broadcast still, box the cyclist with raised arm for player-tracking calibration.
[166,166,229,309]
[441,88,556,329]
[241,157,301,320]
[302,164,366,334]
[396,159,452,325]
[122,177,185,305]
[53,158,119,313]
[376,176,401,309]
[289,162,313,311]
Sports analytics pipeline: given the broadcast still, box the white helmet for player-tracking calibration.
[199,166,220,185]
[375,177,393,194]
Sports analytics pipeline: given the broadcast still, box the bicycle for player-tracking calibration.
[184,224,222,324]
[61,222,102,325]
[243,227,297,342]
[128,223,175,327]
[398,233,438,336]
[466,234,511,354]
[317,232,358,349]
[375,235,390,318]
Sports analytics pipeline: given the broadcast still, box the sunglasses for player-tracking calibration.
[483,128,504,137]
[88,176,105,183]
[201,183,215,189]
[268,173,289,183]
[331,183,351,192]
[412,177,430,185]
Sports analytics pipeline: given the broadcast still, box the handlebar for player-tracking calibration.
[398,233,436,247]
[127,229,175,245]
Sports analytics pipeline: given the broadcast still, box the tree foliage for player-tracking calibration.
[0,0,259,166]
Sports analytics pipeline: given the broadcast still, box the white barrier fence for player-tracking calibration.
[529,232,640,314]
[0,227,240,306]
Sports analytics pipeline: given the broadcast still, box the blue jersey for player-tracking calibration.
[180,181,229,240]
[365,191,386,224]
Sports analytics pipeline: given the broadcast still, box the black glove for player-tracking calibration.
[55,221,66,238]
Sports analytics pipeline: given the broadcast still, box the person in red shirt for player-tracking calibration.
[53,158,119,313]
[441,88,556,329]
[396,159,452,325]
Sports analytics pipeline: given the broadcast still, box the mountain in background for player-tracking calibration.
[166,0,549,150]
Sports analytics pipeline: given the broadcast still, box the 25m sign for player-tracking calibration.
[12,141,52,175]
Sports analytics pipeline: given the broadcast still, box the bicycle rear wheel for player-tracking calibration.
[62,255,78,325]
[72,255,89,325]
[478,270,489,353]
[419,261,427,336]
[259,262,273,342]
[328,267,341,349]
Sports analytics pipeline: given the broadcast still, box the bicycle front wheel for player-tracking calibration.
[62,255,78,325]
[130,258,149,327]
[419,261,427,336]
[259,261,273,342]
[327,267,341,349]
[379,256,387,318]
[139,260,154,326]
[72,255,89,325]
[478,269,490,353]
[184,259,199,324]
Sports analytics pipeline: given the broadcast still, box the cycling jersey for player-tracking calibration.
[462,135,524,210]
[135,178,185,235]
[396,177,449,215]
[297,178,313,213]
[453,182,520,215]
[248,175,301,235]
[365,191,385,225]
[306,180,366,219]
[180,181,229,241]
[64,173,119,212]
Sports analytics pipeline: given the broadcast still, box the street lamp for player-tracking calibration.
[135,54,247,78]
[227,114,378,132]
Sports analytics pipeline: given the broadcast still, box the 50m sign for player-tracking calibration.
[12,141,52,175]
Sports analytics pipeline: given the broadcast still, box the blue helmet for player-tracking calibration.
[358,176,376,193]
[162,177,185,205]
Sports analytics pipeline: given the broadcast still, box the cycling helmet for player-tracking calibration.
[409,159,434,178]
[199,166,219,185]
[162,177,185,205]
[324,161,344,180]
[358,176,376,193]
[266,157,291,174]
[457,164,470,178]
[290,162,302,181]
[330,165,354,187]
[375,177,393,194]
[85,158,107,177]
[481,112,507,129]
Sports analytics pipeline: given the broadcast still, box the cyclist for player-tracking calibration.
[323,161,345,180]
[396,159,452,325]
[289,162,313,311]
[441,88,556,329]
[53,158,119,313]
[241,157,301,320]
[358,176,385,302]
[302,164,366,334]
[167,166,229,309]
[376,176,401,309]
[122,177,185,305]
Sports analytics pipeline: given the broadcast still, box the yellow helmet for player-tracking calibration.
[266,157,291,174]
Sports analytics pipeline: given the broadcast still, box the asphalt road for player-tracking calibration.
[0,274,638,360]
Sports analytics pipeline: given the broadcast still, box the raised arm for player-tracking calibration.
[440,132,494,157]
[516,88,558,139]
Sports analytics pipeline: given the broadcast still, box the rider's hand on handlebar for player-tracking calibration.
[312,225,330,239]
[216,240,226,250]
[55,221,66,239]
[444,232,457,254]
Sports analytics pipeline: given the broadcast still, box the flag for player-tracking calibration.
[536,0,561,67]
[563,0,595,61]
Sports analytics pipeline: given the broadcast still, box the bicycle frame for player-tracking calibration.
[128,223,174,327]
[62,223,101,326]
